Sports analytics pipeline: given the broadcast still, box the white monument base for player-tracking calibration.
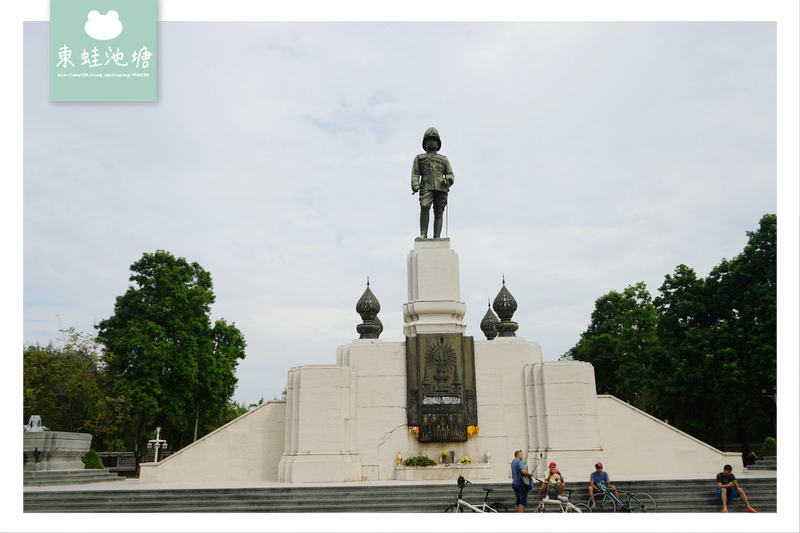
[395,463,493,481]
[139,238,741,484]
[279,453,362,483]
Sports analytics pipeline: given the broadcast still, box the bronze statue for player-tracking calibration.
[411,127,454,239]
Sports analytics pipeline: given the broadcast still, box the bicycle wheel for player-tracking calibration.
[588,492,616,512]
[444,504,463,512]
[488,501,508,513]
[627,492,657,513]
[567,503,592,513]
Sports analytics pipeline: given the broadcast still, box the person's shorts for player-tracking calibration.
[419,190,448,211]
[547,486,560,499]
[715,487,740,499]
[513,484,529,507]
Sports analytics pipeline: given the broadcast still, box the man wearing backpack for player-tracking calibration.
[511,450,535,512]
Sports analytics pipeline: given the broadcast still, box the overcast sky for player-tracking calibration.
[23,20,780,407]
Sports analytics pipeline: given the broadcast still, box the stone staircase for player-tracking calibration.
[746,456,777,471]
[23,477,776,513]
[24,470,126,487]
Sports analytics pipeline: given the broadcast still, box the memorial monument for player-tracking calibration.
[139,130,741,484]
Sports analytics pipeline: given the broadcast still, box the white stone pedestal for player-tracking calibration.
[395,463,492,481]
[278,365,363,482]
[403,239,466,336]
[23,431,92,471]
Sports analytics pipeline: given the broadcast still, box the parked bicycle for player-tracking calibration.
[444,476,508,512]
[533,478,591,513]
[587,480,657,512]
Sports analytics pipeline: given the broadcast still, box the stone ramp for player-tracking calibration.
[23,477,776,513]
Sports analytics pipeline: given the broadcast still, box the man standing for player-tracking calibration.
[716,464,757,513]
[511,450,535,512]
[411,127,454,239]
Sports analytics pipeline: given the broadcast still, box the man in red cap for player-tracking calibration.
[588,462,619,508]
[538,461,566,501]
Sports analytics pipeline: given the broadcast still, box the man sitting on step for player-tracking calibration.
[715,464,757,513]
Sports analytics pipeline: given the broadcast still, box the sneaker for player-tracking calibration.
[747,508,758,513]
[721,509,729,513]
[590,504,596,509]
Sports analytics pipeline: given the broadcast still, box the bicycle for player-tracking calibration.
[533,479,591,513]
[587,480,657,512]
[444,476,509,512]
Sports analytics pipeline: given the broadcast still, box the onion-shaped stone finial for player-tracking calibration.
[492,276,518,337]
[356,277,381,339]
[480,299,499,340]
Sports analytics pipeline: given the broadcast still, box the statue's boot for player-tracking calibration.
[433,216,443,238]
[419,210,429,238]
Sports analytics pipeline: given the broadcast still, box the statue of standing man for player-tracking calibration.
[411,127,455,239]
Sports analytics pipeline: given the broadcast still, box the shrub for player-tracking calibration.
[402,456,436,467]
[81,449,104,469]
[760,437,776,458]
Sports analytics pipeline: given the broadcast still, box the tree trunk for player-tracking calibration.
[193,403,200,442]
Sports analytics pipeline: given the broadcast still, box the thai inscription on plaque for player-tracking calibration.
[406,333,478,442]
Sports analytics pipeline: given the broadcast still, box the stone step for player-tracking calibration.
[24,469,126,486]
[747,456,777,470]
[24,477,776,513]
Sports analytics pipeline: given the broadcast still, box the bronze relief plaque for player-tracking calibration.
[406,333,477,442]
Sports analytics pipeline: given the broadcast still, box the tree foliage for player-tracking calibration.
[562,214,777,453]
[23,329,127,450]
[95,250,246,465]
[24,341,99,433]
[562,282,661,411]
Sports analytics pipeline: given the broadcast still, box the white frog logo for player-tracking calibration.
[84,10,123,41]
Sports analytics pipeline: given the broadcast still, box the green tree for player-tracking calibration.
[561,282,661,410]
[23,329,126,450]
[96,250,246,467]
[563,214,776,453]
[23,343,99,432]
[705,214,776,451]
[652,265,721,443]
